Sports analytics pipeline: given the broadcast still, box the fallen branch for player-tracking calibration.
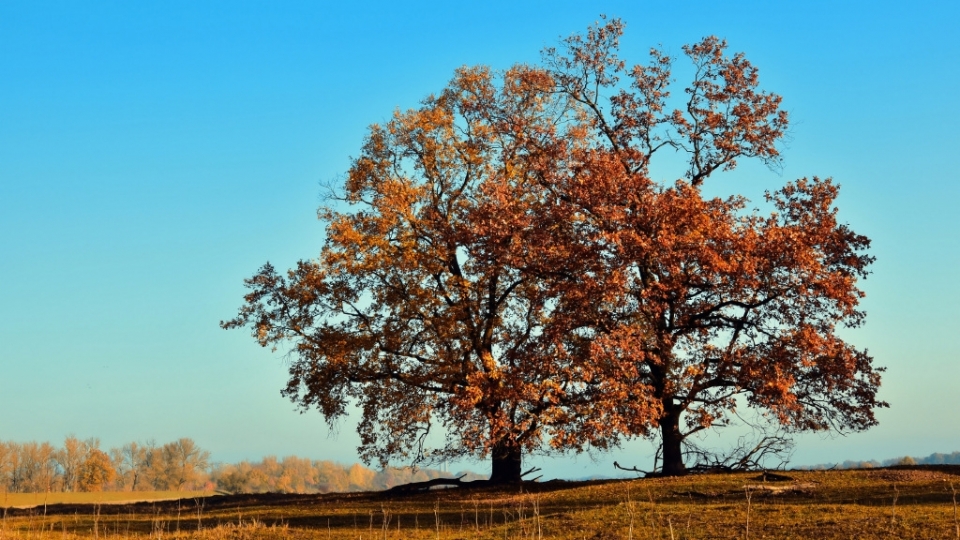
[385,474,468,494]
[753,471,794,482]
[613,461,652,477]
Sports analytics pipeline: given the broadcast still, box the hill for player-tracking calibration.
[3,465,959,539]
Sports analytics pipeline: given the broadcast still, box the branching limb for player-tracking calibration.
[613,461,652,477]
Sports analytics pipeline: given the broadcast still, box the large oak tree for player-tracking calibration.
[225,19,885,480]
[223,62,630,483]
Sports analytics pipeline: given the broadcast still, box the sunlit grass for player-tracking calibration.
[1,467,958,539]
[0,490,212,508]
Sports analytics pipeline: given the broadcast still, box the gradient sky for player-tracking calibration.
[2,1,958,479]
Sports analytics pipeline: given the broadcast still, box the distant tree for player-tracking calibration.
[212,461,254,494]
[54,437,81,492]
[108,446,128,490]
[275,456,315,493]
[111,442,152,491]
[4,442,21,492]
[209,456,478,494]
[214,457,316,494]
[346,463,376,491]
[916,452,960,465]
[128,441,170,491]
[0,441,13,491]
[77,449,115,492]
[315,460,350,493]
[55,436,97,492]
[159,438,210,491]
[10,442,58,492]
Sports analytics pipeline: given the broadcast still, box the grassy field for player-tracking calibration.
[1,466,959,539]
[0,491,213,508]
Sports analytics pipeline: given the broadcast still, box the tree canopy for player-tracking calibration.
[224,18,885,480]
[223,62,618,483]
[520,20,886,475]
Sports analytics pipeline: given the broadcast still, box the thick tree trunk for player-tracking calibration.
[660,408,687,476]
[488,438,522,484]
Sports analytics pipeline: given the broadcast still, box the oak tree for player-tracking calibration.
[511,19,886,475]
[223,61,620,483]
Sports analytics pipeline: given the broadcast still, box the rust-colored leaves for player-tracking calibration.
[224,18,882,478]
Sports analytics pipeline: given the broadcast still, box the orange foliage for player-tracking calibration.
[225,18,884,479]
[78,449,115,492]
[523,19,884,475]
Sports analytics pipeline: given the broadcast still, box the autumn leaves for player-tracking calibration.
[224,19,883,481]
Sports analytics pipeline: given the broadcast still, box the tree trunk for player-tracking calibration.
[660,408,687,476]
[488,438,522,484]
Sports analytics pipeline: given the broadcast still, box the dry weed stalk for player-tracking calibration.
[472,497,480,532]
[193,497,204,531]
[647,488,663,537]
[380,503,392,540]
[891,484,899,524]
[518,498,528,536]
[533,494,542,540]
[92,502,101,540]
[951,482,959,540]
[623,485,637,540]
[744,486,752,540]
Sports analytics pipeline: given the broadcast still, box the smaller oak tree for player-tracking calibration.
[512,19,887,475]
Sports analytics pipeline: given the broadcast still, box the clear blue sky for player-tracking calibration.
[2,0,958,478]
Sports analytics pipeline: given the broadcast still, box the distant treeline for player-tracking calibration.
[0,437,481,494]
[212,457,484,494]
[798,451,960,470]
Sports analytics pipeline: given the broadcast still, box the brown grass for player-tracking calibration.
[2,465,959,539]
[0,491,213,509]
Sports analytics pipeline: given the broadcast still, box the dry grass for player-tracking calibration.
[0,492,213,509]
[2,466,959,539]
